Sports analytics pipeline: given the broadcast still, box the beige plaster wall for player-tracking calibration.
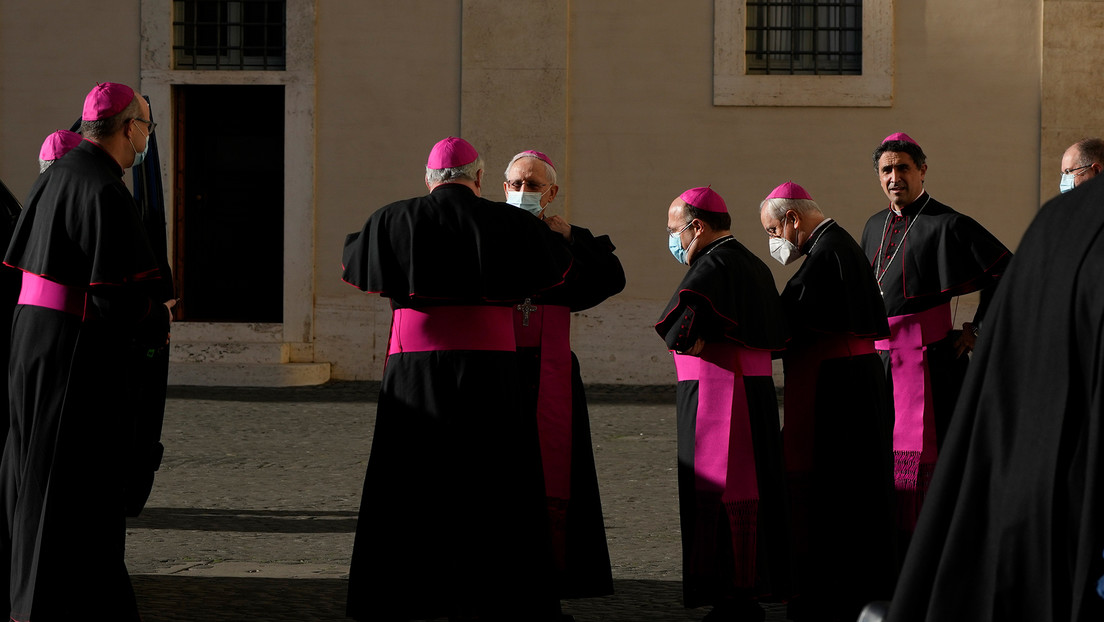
[558,0,1041,383]
[314,1,465,378]
[318,0,1044,384]
[0,1,1047,385]
[1040,0,1104,204]
[0,0,141,201]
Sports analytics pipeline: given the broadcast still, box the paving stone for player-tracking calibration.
[126,381,792,621]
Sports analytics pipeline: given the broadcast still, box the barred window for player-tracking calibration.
[746,0,861,75]
[173,0,286,70]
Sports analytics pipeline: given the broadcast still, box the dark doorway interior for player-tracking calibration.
[174,84,284,322]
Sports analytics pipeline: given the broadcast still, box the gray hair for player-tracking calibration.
[38,159,53,174]
[79,95,141,141]
[503,153,557,185]
[425,156,485,186]
[760,197,823,221]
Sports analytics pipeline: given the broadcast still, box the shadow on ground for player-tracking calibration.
[132,576,788,622]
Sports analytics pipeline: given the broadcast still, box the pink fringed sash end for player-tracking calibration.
[893,450,934,533]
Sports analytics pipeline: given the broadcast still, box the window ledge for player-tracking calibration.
[714,0,894,107]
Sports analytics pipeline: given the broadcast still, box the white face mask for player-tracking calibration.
[768,216,801,266]
[506,188,550,216]
[1060,173,1077,194]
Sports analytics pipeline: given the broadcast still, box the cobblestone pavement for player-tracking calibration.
[125,382,789,621]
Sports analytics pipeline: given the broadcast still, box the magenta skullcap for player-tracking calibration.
[679,186,727,213]
[765,181,813,201]
[882,132,920,147]
[39,130,82,161]
[81,82,136,121]
[518,150,555,170]
[426,137,479,169]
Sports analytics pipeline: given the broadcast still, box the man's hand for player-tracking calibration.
[679,338,705,357]
[544,214,573,242]
[954,322,978,358]
[164,299,178,345]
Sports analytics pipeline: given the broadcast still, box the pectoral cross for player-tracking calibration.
[516,298,538,327]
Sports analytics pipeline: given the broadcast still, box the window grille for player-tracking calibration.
[173,0,286,70]
[746,0,861,75]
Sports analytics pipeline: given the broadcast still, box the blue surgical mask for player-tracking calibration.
[130,126,149,167]
[1060,173,1076,194]
[668,221,695,264]
[506,190,548,216]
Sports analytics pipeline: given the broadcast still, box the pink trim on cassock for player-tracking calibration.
[17,272,86,318]
[387,306,515,354]
[782,334,876,473]
[674,343,772,587]
[513,303,573,501]
[874,301,951,532]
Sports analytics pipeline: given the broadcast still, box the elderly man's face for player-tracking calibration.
[878,150,927,210]
[504,157,557,209]
[1061,147,1099,190]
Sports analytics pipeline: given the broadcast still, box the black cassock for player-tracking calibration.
[0,140,170,621]
[861,193,1011,538]
[655,236,790,608]
[342,183,576,621]
[512,224,624,599]
[779,220,896,621]
[886,176,1104,621]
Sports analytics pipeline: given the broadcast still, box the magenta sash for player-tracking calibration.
[675,343,772,587]
[387,306,515,354]
[674,344,772,499]
[17,272,86,318]
[513,303,573,501]
[874,302,951,531]
[782,334,876,473]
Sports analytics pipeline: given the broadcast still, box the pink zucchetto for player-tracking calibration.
[426,137,479,169]
[517,149,555,170]
[765,181,813,201]
[679,186,727,213]
[81,82,136,121]
[39,130,82,161]
[882,132,920,147]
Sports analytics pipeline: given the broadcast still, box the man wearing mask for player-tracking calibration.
[656,186,789,622]
[502,150,623,600]
[860,132,1011,548]
[760,182,895,622]
[1059,137,1104,193]
[343,137,576,622]
[0,82,174,621]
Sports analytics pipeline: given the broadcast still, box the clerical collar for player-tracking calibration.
[800,218,835,253]
[891,191,929,217]
[688,235,735,264]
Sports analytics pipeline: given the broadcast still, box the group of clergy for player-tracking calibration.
[657,132,1011,622]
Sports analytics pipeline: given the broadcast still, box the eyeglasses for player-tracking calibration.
[1062,163,1094,176]
[667,221,693,238]
[506,180,548,192]
[132,117,157,134]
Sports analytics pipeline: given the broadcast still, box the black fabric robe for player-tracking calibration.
[514,224,624,599]
[861,192,1011,488]
[342,183,576,622]
[885,174,1104,622]
[0,140,170,621]
[779,220,896,621]
[655,236,790,608]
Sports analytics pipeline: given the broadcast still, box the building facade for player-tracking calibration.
[0,0,1096,385]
